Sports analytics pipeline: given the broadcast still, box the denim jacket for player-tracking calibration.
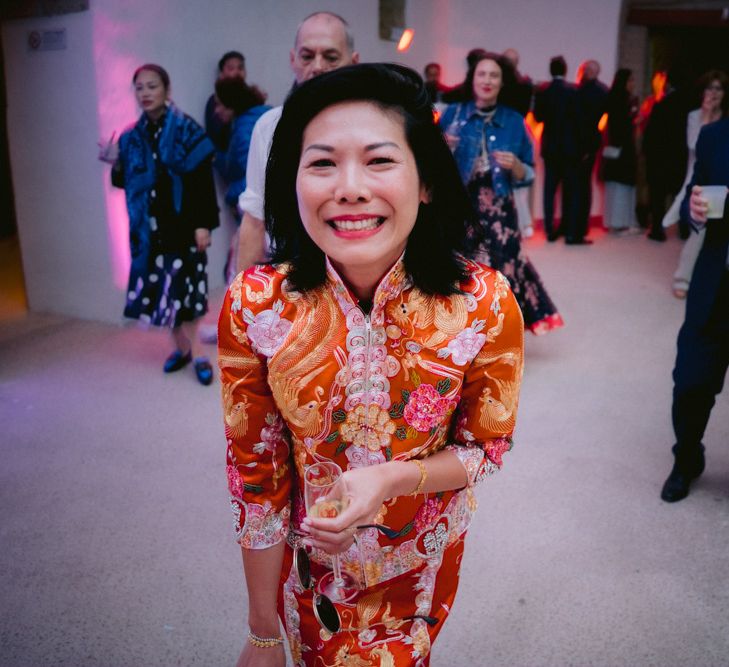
[440,102,534,197]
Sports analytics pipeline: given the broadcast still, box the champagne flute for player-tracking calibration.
[303,461,357,602]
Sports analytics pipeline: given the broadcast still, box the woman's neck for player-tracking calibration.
[700,106,721,125]
[145,107,166,122]
[475,100,497,112]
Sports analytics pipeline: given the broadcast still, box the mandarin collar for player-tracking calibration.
[325,253,410,316]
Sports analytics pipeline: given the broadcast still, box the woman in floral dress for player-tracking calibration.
[440,52,563,335]
[219,64,524,666]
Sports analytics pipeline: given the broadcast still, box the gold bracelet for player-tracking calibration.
[248,630,284,648]
[411,459,427,496]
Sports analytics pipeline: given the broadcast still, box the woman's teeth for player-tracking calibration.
[331,217,381,231]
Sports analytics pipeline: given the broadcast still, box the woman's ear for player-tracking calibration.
[420,184,432,205]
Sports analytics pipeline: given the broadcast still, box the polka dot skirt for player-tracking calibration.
[124,247,208,328]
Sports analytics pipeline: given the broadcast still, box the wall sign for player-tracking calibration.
[28,28,67,51]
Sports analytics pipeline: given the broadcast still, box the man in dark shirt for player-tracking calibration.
[643,69,689,241]
[576,60,608,242]
[534,56,583,243]
[204,51,246,157]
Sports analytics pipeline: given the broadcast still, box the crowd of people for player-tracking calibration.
[96,11,728,666]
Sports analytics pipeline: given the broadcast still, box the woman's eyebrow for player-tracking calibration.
[302,144,334,153]
[302,141,401,154]
[365,141,400,151]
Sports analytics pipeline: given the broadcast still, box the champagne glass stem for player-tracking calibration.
[332,554,344,587]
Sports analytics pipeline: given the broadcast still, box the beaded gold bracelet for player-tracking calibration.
[248,630,284,649]
[411,459,427,496]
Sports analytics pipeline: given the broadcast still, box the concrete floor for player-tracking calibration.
[1,229,728,667]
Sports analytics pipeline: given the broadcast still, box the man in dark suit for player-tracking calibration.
[576,60,608,242]
[661,116,729,502]
[643,69,689,241]
[534,56,584,243]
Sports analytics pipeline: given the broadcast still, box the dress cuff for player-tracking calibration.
[232,498,290,549]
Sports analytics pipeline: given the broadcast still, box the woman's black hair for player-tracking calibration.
[607,68,632,107]
[463,51,517,106]
[132,63,170,91]
[215,77,265,115]
[264,63,481,296]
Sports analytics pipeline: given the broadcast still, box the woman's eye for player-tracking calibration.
[369,156,394,165]
[310,158,334,168]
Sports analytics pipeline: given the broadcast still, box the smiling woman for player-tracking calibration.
[218,63,524,667]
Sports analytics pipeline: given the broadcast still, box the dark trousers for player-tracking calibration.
[543,157,579,239]
[671,269,729,467]
[648,177,686,237]
[576,153,597,240]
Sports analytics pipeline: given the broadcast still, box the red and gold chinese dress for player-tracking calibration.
[219,256,524,666]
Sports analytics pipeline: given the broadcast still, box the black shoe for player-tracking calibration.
[647,230,666,242]
[547,231,559,242]
[164,349,192,373]
[660,456,705,503]
[194,357,213,386]
[565,237,593,245]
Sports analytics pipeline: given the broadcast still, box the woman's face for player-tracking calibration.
[702,79,724,113]
[296,101,427,290]
[626,74,635,95]
[473,58,502,107]
[134,69,168,120]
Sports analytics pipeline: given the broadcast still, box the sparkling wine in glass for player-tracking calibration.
[303,461,357,602]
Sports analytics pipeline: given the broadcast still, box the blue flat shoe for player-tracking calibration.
[194,357,213,386]
[164,349,192,373]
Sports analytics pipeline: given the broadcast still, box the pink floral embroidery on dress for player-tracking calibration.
[345,444,387,469]
[227,464,244,499]
[404,384,457,432]
[484,437,512,467]
[243,299,292,358]
[414,497,444,533]
[437,320,487,366]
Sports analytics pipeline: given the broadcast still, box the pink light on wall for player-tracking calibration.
[91,10,138,289]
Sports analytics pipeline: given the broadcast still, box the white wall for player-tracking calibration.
[3,0,622,323]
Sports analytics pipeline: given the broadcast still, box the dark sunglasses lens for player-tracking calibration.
[314,594,340,634]
[295,547,311,589]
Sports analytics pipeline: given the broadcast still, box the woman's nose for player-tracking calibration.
[334,165,370,203]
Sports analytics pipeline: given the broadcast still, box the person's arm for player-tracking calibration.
[218,272,293,662]
[304,269,524,553]
[236,113,270,273]
[681,126,710,229]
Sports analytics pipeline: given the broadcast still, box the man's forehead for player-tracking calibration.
[295,17,348,52]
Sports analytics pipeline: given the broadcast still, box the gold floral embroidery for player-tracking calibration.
[222,374,250,438]
[340,404,396,451]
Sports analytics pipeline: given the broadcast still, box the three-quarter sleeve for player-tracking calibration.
[218,272,292,549]
[446,270,524,486]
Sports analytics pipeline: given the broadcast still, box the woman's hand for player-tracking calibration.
[492,150,518,171]
[689,185,708,224]
[97,133,119,164]
[492,151,525,180]
[194,228,211,252]
[302,463,409,554]
[235,642,285,667]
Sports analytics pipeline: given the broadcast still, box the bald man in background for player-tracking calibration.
[235,12,359,273]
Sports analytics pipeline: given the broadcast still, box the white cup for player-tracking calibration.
[702,185,728,219]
